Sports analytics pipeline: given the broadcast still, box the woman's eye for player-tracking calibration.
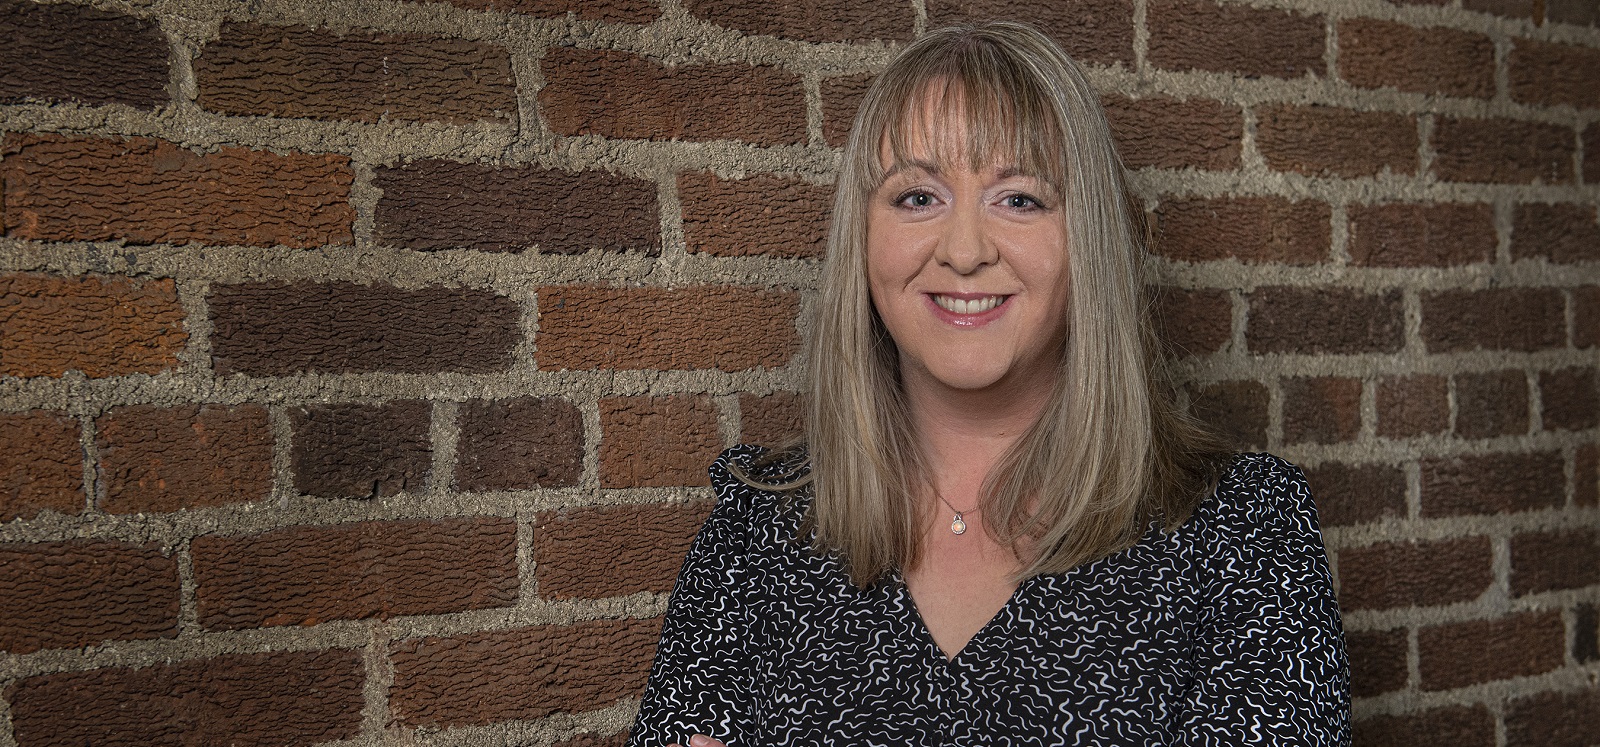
[897,191,935,208]
[1004,194,1041,209]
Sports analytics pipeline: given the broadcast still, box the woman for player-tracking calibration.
[627,22,1349,747]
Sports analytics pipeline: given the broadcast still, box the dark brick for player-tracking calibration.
[1377,374,1449,438]
[1348,202,1496,267]
[536,502,713,598]
[1338,19,1495,99]
[1347,629,1408,697]
[679,172,830,258]
[1513,203,1600,264]
[740,392,804,447]
[1549,0,1599,24]
[821,73,872,147]
[1580,443,1600,507]
[0,0,168,107]
[1421,288,1566,353]
[1505,687,1600,747]
[290,401,432,499]
[1540,367,1599,432]
[1247,287,1404,355]
[1254,105,1418,178]
[926,0,1134,65]
[1283,377,1361,445]
[1338,537,1492,611]
[1433,117,1575,185]
[1464,0,1537,19]
[536,285,800,372]
[1587,123,1600,184]
[0,273,186,379]
[423,0,659,23]
[1188,380,1268,450]
[1419,612,1566,690]
[1420,452,1566,517]
[1153,287,1232,357]
[1152,197,1330,264]
[1454,370,1529,439]
[599,395,722,489]
[685,0,912,42]
[1509,39,1600,109]
[1578,286,1600,348]
[1576,603,1599,662]
[96,404,273,514]
[0,539,178,654]
[1304,462,1406,526]
[1510,528,1600,595]
[1352,706,1496,747]
[455,398,584,492]
[552,732,628,747]
[0,410,82,522]
[1102,95,1242,171]
[1147,0,1323,79]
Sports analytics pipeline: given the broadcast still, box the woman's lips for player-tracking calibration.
[926,293,1011,326]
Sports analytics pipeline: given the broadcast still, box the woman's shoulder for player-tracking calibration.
[706,444,812,527]
[1181,452,1321,540]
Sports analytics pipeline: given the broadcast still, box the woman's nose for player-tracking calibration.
[933,203,998,274]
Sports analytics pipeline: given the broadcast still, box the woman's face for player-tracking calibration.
[865,100,1072,398]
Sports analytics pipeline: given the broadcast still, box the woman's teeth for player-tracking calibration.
[932,294,1005,314]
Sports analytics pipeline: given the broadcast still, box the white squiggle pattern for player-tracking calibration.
[627,447,1351,747]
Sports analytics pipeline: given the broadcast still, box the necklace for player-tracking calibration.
[936,493,978,535]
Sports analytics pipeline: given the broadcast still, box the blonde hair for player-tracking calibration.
[750,22,1225,586]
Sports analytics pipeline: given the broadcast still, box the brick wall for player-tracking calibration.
[0,0,1595,744]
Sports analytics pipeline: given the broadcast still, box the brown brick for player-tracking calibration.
[927,0,1134,65]
[1454,370,1529,439]
[0,273,186,378]
[1540,367,1599,432]
[1377,374,1449,438]
[1352,706,1496,747]
[685,0,911,42]
[1283,376,1362,445]
[1433,117,1575,185]
[0,539,178,654]
[0,1,168,107]
[1,133,354,248]
[7,649,363,747]
[209,282,520,375]
[1505,687,1600,747]
[1305,462,1406,526]
[1578,603,1599,662]
[1337,19,1494,99]
[1153,287,1232,357]
[553,732,628,747]
[599,395,721,489]
[821,73,873,147]
[679,172,830,258]
[389,617,659,728]
[374,160,659,255]
[1247,287,1404,355]
[1338,537,1492,611]
[1151,197,1329,265]
[0,410,82,521]
[1578,286,1600,348]
[1347,629,1408,698]
[540,48,805,146]
[1420,451,1566,517]
[1513,203,1600,264]
[1549,0,1599,25]
[1188,380,1268,451]
[1348,202,1496,267]
[196,23,514,123]
[1421,288,1566,353]
[455,398,584,492]
[193,518,517,630]
[536,285,799,372]
[1255,105,1418,178]
[1464,0,1537,19]
[96,404,273,515]
[1579,443,1599,507]
[1419,612,1565,690]
[1588,123,1600,183]
[1102,95,1242,171]
[423,0,659,23]
[1147,0,1323,79]
[290,402,432,499]
[1510,39,1600,109]
[740,392,804,447]
[1511,528,1600,596]
[535,502,713,598]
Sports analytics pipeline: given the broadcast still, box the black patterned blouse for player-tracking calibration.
[626,446,1351,747]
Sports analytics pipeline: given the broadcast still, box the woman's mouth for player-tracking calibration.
[931,294,1008,315]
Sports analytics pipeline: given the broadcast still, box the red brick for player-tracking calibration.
[599,395,721,489]
[209,282,520,375]
[0,410,82,521]
[1352,706,1495,747]
[1513,203,1600,264]
[0,539,178,654]
[1348,202,1495,267]
[96,404,273,514]
[1579,443,1599,507]
[1377,374,1449,438]
[1421,288,1565,353]
[374,160,659,255]
[1337,19,1494,99]
[536,285,800,372]
[1505,687,1600,747]
[679,172,830,258]
[291,402,432,500]
[740,392,804,447]
[536,502,713,598]
[196,23,514,123]
[1509,39,1600,109]
[1420,451,1565,517]
[1153,287,1232,357]
[7,649,363,747]
[0,1,168,107]
[1188,380,1268,450]
[821,73,872,147]
[1347,629,1408,697]
[1454,370,1529,439]
[685,0,911,42]
[1511,528,1600,595]
[1255,105,1418,178]
[389,617,659,728]
[0,273,186,378]
[1,133,354,248]
[1540,367,1599,431]
[926,0,1134,65]
[1338,537,1492,611]
[1304,462,1406,526]
[1283,376,1362,444]
[1151,197,1329,265]
[1147,0,1323,79]
[540,48,805,146]
[1432,117,1576,185]
[193,518,517,630]
[1578,286,1600,348]
[455,397,584,491]
[1103,95,1242,171]
[1419,612,1566,690]
[1247,287,1404,355]
[423,0,658,23]
[1549,0,1599,25]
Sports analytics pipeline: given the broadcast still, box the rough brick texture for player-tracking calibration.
[0,0,169,108]
[1509,39,1600,109]
[679,172,830,258]
[1420,452,1566,516]
[0,273,186,378]
[553,732,629,747]
[196,23,515,123]
[1254,106,1417,178]
[1432,118,1575,184]
[821,73,873,147]
[374,160,660,254]
[1418,612,1566,690]
[740,392,804,447]
[1514,203,1600,264]
[1337,537,1492,611]
[1337,19,1494,99]
[1453,370,1529,439]
[1352,707,1496,747]
[96,404,274,514]
[1347,203,1496,267]
[1540,367,1599,432]
[1147,0,1324,79]
[1580,443,1600,507]
[1509,528,1600,596]
[1282,376,1361,445]
[209,282,520,375]
[290,401,432,499]
[1304,462,1406,526]
[1347,629,1408,697]
[1152,197,1329,265]
[1578,286,1600,349]
[1247,287,1404,355]
[193,518,517,630]
[1189,380,1268,450]
[1587,124,1600,183]
[1,133,354,248]
[425,0,658,23]
[926,0,1134,65]
[0,410,82,521]
[1376,374,1449,438]
[535,502,714,598]
[1153,287,1231,357]
[1421,288,1566,353]
[0,540,178,655]
[685,0,912,42]
[1102,95,1242,171]
[1504,688,1600,747]
[455,397,584,491]
[599,395,722,488]
[536,286,799,372]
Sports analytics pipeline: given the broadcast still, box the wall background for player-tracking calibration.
[0,0,1596,744]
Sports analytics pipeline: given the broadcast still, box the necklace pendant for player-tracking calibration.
[950,513,967,535]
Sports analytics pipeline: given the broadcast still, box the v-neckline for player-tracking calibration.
[895,570,1033,663]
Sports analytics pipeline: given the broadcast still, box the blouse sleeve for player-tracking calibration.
[1178,455,1352,746]
[626,449,763,747]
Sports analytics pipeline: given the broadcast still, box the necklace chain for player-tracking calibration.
[935,493,978,535]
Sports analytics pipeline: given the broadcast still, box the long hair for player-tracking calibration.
[748,22,1226,586]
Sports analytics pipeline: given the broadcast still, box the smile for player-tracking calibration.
[931,294,1008,314]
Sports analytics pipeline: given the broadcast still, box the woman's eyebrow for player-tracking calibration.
[882,159,942,180]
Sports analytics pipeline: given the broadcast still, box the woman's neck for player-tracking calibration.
[902,366,1054,499]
